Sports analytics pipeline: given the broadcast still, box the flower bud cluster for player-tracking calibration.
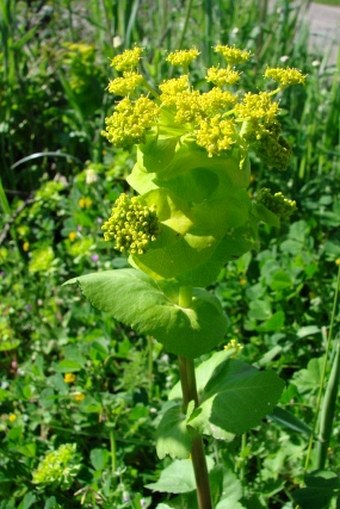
[102,194,159,255]
[257,188,296,220]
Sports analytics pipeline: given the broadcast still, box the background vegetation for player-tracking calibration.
[0,0,339,508]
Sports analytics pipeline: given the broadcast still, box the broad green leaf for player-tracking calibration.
[189,360,284,434]
[156,403,192,459]
[268,407,312,435]
[55,359,83,373]
[65,269,227,358]
[145,456,214,494]
[18,493,37,509]
[293,357,324,394]
[256,310,285,332]
[169,350,235,400]
[90,448,109,471]
[215,470,244,509]
[292,470,339,509]
[297,325,320,338]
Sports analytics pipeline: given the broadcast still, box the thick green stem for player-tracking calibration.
[178,355,213,509]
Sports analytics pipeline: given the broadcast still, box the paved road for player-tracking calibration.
[307,2,340,61]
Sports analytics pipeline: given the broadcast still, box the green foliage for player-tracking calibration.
[65,269,228,357]
[0,0,339,507]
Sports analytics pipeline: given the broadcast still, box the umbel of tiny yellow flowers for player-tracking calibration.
[102,194,160,255]
[101,46,303,285]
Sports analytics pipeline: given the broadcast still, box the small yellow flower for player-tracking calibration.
[72,392,85,402]
[206,66,240,87]
[68,231,77,242]
[335,258,340,266]
[110,47,143,71]
[107,71,144,96]
[8,413,17,423]
[64,373,76,384]
[78,197,93,209]
[166,48,200,66]
[214,44,251,65]
[23,241,30,252]
[239,277,247,285]
[264,66,306,87]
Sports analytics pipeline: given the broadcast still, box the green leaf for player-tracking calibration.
[216,470,244,509]
[293,357,324,394]
[55,359,83,373]
[90,448,109,471]
[268,407,312,435]
[297,325,320,338]
[145,457,214,494]
[64,269,227,358]
[156,403,192,459]
[169,350,235,400]
[18,493,37,509]
[189,360,285,434]
[292,470,340,509]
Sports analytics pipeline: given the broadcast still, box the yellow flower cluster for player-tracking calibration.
[110,46,143,71]
[102,46,305,161]
[107,71,144,96]
[214,44,251,65]
[264,66,306,87]
[102,193,160,255]
[196,115,235,157]
[224,338,244,357]
[166,48,200,66]
[102,96,159,147]
[206,66,240,87]
[235,92,279,124]
[198,88,236,115]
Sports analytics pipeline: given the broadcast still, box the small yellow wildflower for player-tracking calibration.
[23,241,30,252]
[264,67,306,87]
[336,258,340,266]
[166,48,200,67]
[214,44,251,65]
[68,231,77,242]
[235,92,279,123]
[206,66,240,87]
[64,373,76,384]
[107,71,144,96]
[102,96,159,147]
[110,47,143,71]
[8,413,17,423]
[72,392,85,402]
[102,193,160,255]
[78,197,93,209]
[196,115,235,157]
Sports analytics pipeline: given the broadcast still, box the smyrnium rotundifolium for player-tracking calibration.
[101,45,304,285]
